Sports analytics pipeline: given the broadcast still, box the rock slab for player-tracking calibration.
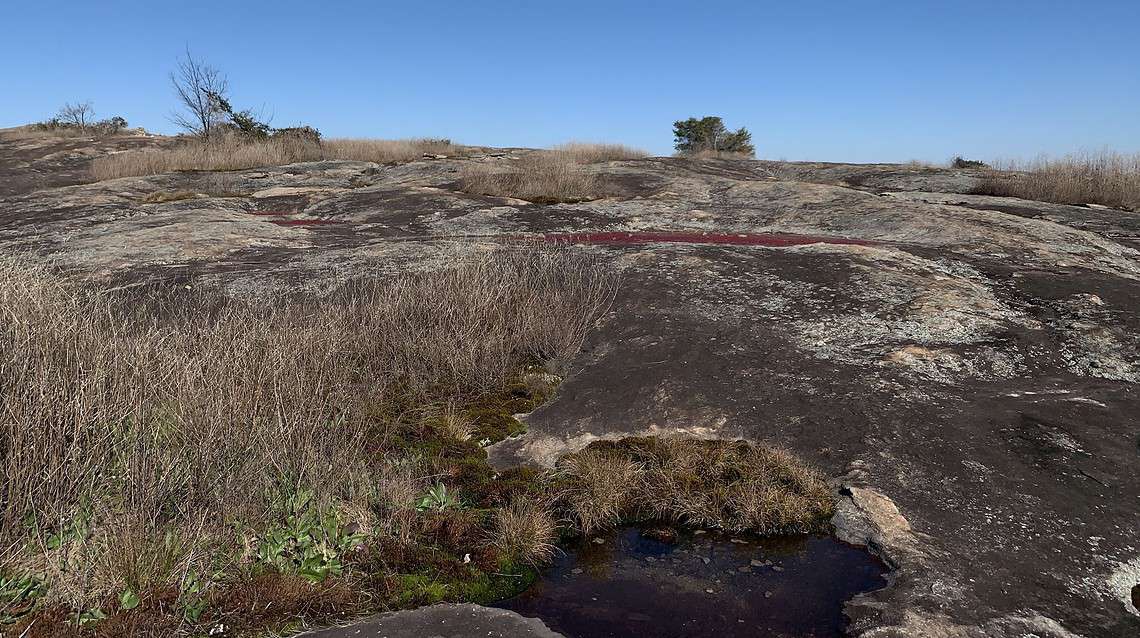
[300,604,564,638]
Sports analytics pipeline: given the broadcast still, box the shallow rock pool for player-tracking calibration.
[494,526,888,638]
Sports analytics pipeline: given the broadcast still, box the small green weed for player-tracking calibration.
[0,572,46,625]
[416,483,461,512]
[257,491,366,583]
[178,570,210,622]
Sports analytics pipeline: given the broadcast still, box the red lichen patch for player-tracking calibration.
[539,231,874,247]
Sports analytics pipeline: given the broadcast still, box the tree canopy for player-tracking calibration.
[673,116,754,157]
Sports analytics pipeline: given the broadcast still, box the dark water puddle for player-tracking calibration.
[494,527,888,638]
[539,231,874,247]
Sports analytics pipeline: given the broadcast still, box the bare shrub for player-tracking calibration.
[3,111,129,140]
[558,437,834,535]
[56,101,95,130]
[0,246,616,610]
[553,142,649,163]
[170,50,229,139]
[974,151,1140,210]
[460,151,600,203]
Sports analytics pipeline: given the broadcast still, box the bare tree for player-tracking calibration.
[56,101,95,130]
[170,49,228,139]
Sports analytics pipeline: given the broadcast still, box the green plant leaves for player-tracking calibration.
[416,482,461,512]
[77,608,106,626]
[119,589,139,610]
[0,572,46,624]
[254,490,366,582]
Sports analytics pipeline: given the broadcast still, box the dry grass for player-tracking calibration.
[557,437,834,535]
[974,150,1140,211]
[553,142,650,163]
[556,453,643,534]
[421,402,475,442]
[903,159,938,169]
[90,136,462,181]
[491,499,558,566]
[138,174,250,203]
[681,149,756,160]
[0,126,92,141]
[323,138,459,163]
[91,136,321,179]
[460,151,600,203]
[0,246,615,614]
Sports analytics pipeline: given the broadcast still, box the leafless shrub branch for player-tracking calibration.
[170,49,229,139]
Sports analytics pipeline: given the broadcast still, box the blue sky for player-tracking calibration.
[3,0,1138,162]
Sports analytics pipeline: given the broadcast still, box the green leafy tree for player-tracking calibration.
[673,116,755,157]
[203,90,271,140]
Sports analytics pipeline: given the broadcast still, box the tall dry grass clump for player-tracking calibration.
[553,142,650,163]
[557,437,834,535]
[0,246,615,613]
[323,138,459,163]
[91,135,324,180]
[90,137,462,181]
[460,151,600,203]
[0,126,92,141]
[491,499,558,567]
[974,150,1140,211]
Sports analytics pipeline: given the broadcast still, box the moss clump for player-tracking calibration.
[461,372,559,443]
[393,564,536,607]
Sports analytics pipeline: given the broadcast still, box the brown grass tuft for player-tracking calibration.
[323,137,459,163]
[974,150,1140,211]
[0,126,93,141]
[556,452,642,534]
[553,142,650,163]
[90,136,462,181]
[557,437,834,535]
[459,151,600,203]
[491,499,558,566]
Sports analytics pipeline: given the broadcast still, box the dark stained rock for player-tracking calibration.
[298,604,563,638]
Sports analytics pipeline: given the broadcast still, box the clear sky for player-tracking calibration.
[3,0,1138,163]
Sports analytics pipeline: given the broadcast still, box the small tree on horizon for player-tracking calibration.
[56,101,95,130]
[673,116,754,157]
[170,49,229,139]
